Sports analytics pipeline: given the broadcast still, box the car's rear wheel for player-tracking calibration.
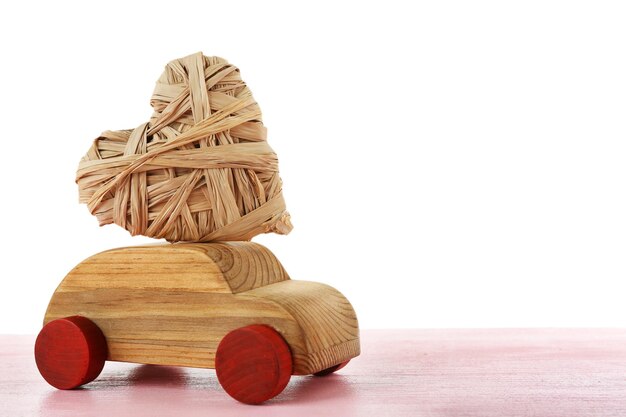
[313,360,350,376]
[215,324,292,404]
[34,316,108,389]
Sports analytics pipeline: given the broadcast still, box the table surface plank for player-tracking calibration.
[2,329,626,417]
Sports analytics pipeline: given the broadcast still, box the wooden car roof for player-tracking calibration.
[58,242,289,294]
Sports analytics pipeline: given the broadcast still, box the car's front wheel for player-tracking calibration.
[34,316,108,389]
[313,360,350,376]
[215,324,292,404]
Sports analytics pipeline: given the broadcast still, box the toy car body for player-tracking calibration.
[35,242,360,403]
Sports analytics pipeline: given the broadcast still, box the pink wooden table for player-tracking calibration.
[2,329,626,416]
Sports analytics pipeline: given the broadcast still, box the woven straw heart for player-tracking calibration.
[76,53,292,242]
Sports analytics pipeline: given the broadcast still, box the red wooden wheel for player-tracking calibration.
[313,360,350,376]
[215,324,292,404]
[34,316,107,390]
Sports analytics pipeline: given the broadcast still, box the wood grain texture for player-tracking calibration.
[215,325,292,404]
[246,280,360,372]
[201,242,290,293]
[6,330,626,416]
[34,316,107,389]
[43,242,359,375]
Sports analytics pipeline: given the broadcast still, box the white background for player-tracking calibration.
[1,1,625,334]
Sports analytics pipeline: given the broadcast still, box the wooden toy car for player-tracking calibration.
[34,242,360,404]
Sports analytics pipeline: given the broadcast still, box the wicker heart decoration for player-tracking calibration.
[76,52,292,242]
